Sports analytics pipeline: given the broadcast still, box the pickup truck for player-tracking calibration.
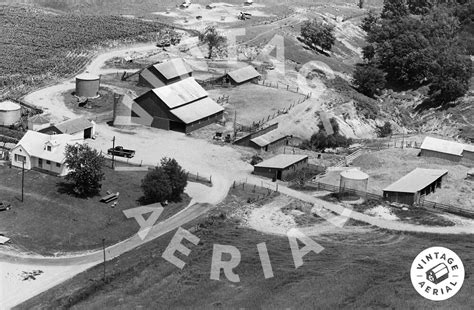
[107,146,135,158]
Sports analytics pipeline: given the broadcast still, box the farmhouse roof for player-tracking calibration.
[14,131,82,163]
[420,136,464,156]
[170,97,223,124]
[254,154,308,170]
[153,58,193,80]
[152,77,208,109]
[250,131,288,147]
[53,118,93,135]
[383,168,448,193]
[29,114,50,124]
[227,65,261,84]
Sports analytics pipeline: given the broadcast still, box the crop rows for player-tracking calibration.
[0,5,174,99]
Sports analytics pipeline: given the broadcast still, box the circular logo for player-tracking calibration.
[410,247,465,301]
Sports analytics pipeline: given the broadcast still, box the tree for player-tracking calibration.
[407,0,435,15]
[362,44,376,62]
[198,26,227,59]
[64,144,105,196]
[141,167,172,204]
[361,10,379,33]
[140,157,188,204]
[381,0,409,20]
[160,157,187,202]
[301,20,336,52]
[352,64,386,98]
[377,121,393,137]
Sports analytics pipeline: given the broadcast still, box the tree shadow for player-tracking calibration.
[56,182,98,199]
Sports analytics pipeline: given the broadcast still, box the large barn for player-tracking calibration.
[383,168,448,205]
[133,77,224,133]
[139,58,193,88]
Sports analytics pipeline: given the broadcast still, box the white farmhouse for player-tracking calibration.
[10,131,83,176]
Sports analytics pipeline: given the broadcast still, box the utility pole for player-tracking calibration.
[102,238,106,282]
[21,160,25,202]
[111,136,115,169]
[233,111,237,139]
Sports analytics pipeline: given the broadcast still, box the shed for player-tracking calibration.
[28,114,51,131]
[134,77,224,133]
[139,58,193,88]
[420,137,464,162]
[250,131,290,151]
[383,168,448,205]
[39,118,94,139]
[462,144,474,162]
[227,66,261,85]
[253,154,308,180]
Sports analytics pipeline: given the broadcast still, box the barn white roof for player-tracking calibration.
[153,58,193,80]
[383,168,448,193]
[420,136,464,156]
[152,77,208,109]
[170,97,223,124]
[255,154,308,169]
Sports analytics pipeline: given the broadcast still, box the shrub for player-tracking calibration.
[352,64,386,98]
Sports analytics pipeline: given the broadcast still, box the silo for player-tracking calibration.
[339,168,369,194]
[0,100,21,126]
[75,73,100,98]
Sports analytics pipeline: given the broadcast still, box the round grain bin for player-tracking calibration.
[339,168,369,194]
[75,73,100,98]
[0,100,21,127]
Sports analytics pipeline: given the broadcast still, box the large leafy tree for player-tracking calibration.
[407,0,435,15]
[301,20,336,52]
[140,157,188,204]
[353,64,386,98]
[199,26,227,59]
[381,0,409,19]
[160,157,187,202]
[64,144,105,196]
[141,167,173,204]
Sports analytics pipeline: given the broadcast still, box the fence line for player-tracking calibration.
[308,181,474,219]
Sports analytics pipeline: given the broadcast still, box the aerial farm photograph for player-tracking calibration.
[0,0,473,309]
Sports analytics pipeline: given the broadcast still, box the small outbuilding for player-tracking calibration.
[28,114,51,131]
[39,117,95,139]
[253,154,308,180]
[226,66,261,85]
[339,168,369,193]
[75,73,100,98]
[462,144,474,162]
[383,168,448,205]
[139,58,193,89]
[250,131,290,152]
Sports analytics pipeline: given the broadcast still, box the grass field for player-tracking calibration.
[0,163,189,255]
[18,186,473,309]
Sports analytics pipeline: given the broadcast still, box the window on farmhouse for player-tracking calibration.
[56,163,60,167]
[47,146,51,151]
[15,154,26,162]
[46,160,51,164]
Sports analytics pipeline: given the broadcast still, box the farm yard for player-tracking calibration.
[0,163,190,255]
[208,83,307,127]
[1,0,474,308]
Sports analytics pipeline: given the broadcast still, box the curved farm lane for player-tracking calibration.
[244,176,474,235]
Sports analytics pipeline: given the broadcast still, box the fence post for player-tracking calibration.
[210,175,212,184]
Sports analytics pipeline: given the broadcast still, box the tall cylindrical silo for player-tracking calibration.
[0,100,21,127]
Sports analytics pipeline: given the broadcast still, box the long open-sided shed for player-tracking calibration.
[139,58,193,89]
[226,66,261,85]
[383,168,448,205]
[133,77,224,133]
[253,154,308,180]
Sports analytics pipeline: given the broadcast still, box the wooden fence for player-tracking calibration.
[309,181,474,219]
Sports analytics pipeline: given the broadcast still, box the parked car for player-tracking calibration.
[107,146,135,158]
